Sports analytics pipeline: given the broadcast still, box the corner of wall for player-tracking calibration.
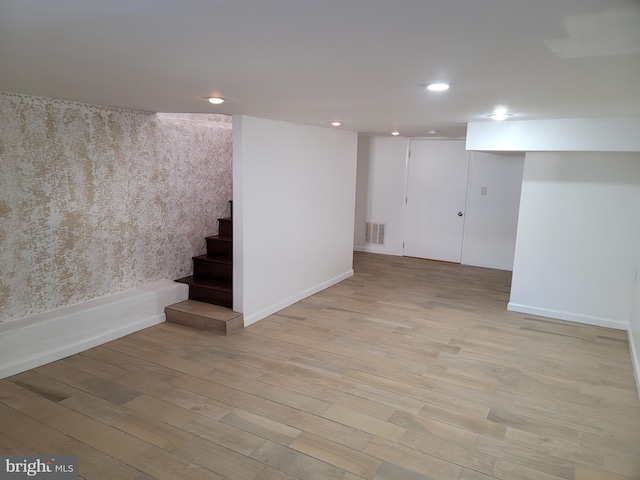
[1,93,233,322]
[354,245,404,256]
[507,302,629,331]
[232,115,244,314]
[628,327,640,401]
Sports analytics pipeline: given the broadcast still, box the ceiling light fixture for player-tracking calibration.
[426,83,450,92]
[427,129,438,135]
[208,97,224,104]
[487,107,513,121]
[391,131,400,136]
[330,121,342,127]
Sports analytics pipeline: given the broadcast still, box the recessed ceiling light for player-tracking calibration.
[486,106,513,121]
[208,97,224,104]
[427,129,438,135]
[487,113,512,121]
[391,131,400,136]
[330,121,342,127]
[426,83,450,92]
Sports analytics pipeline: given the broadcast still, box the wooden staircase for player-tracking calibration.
[165,203,242,334]
[175,215,233,307]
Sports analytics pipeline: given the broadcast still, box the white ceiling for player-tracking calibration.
[1,0,639,138]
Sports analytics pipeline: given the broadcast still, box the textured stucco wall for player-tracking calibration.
[0,92,233,322]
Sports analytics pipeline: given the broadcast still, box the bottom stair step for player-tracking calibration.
[165,300,243,335]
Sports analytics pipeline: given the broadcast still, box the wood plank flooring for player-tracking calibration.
[1,252,639,480]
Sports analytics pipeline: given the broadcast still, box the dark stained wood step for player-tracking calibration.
[175,276,232,307]
[218,217,232,239]
[206,235,232,258]
[192,254,232,279]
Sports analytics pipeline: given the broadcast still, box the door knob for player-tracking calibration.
[458,212,463,216]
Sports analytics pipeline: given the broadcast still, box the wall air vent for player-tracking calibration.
[365,222,385,245]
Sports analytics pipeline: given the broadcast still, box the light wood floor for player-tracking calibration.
[1,252,639,480]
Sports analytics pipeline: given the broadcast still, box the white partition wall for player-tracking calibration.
[508,152,640,329]
[233,116,358,326]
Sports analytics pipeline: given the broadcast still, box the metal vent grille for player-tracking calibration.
[365,223,385,245]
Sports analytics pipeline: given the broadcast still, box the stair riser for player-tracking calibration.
[206,238,232,257]
[189,286,233,308]
[218,218,232,238]
[193,261,232,280]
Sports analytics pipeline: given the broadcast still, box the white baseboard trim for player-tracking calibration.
[354,245,403,256]
[0,280,188,379]
[507,302,628,330]
[243,270,354,327]
[462,259,514,272]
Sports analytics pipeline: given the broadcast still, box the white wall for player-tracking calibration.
[233,116,357,326]
[509,152,640,330]
[466,117,640,152]
[462,152,524,270]
[354,136,408,256]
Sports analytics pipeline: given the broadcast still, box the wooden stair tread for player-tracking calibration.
[165,300,243,335]
[175,276,231,291]
[193,254,232,265]
[166,299,241,321]
[206,235,232,242]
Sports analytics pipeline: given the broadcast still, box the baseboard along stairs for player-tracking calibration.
[165,202,243,335]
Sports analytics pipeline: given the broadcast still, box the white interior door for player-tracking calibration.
[403,139,470,262]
